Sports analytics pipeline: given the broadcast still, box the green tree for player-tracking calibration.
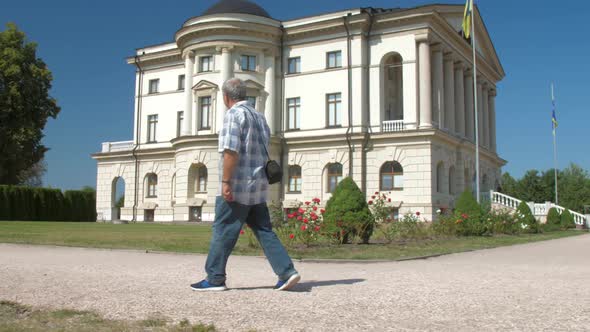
[500,172,519,197]
[558,164,590,212]
[0,23,60,185]
[516,170,545,203]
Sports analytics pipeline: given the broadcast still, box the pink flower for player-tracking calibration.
[320,209,326,214]
[301,225,307,231]
[311,215,318,221]
[305,201,311,206]
[303,218,309,224]
[240,230,245,235]
[298,208,305,214]
[289,234,295,239]
[312,206,318,211]
[461,213,469,219]
[314,226,321,232]
[297,216,302,221]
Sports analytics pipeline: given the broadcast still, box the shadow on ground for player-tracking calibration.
[232,278,366,292]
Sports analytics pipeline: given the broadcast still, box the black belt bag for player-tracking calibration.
[242,105,283,185]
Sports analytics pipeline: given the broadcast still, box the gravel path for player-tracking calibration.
[1,235,590,331]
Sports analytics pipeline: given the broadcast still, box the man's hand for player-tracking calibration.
[222,182,234,202]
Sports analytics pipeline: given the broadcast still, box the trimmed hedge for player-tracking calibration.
[560,209,576,230]
[0,185,96,222]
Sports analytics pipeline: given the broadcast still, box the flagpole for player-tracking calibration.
[552,83,559,205]
[471,2,481,203]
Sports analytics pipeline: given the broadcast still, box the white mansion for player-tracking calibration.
[93,0,506,222]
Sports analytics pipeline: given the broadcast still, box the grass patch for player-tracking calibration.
[0,300,216,332]
[0,221,585,261]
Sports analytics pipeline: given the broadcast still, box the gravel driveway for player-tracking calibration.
[1,234,589,331]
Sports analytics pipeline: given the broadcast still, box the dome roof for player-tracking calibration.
[202,0,271,18]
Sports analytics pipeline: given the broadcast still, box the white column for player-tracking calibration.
[264,54,276,135]
[490,90,497,152]
[464,70,474,141]
[477,82,484,146]
[432,47,444,128]
[216,46,233,133]
[454,63,466,137]
[182,51,195,136]
[443,55,455,133]
[482,88,489,148]
[417,34,432,129]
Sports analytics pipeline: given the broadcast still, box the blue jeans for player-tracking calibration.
[205,196,297,285]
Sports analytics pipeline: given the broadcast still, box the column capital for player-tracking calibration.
[454,61,466,70]
[415,32,431,43]
[431,43,444,52]
[215,45,234,53]
[489,90,497,97]
[182,50,195,59]
[443,52,456,62]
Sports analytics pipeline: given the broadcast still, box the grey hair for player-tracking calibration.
[222,78,247,102]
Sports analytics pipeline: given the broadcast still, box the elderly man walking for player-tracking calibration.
[191,78,300,292]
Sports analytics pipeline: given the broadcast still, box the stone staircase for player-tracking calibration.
[482,191,589,227]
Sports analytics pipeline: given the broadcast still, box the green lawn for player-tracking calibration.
[0,300,216,332]
[0,221,585,260]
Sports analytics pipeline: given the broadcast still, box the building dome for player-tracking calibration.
[202,0,271,18]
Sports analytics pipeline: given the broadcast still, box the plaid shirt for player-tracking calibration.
[218,100,270,205]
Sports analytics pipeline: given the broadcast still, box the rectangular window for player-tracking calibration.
[288,166,302,193]
[287,57,301,74]
[147,114,158,143]
[246,96,257,108]
[326,51,342,69]
[199,56,212,72]
[148,79,159,94]
[177,111,184,137]
[326,93,342,127]
[178,75,185,91]
[200,96,211,129]
[240,55,256,71]
[287,97,301,130]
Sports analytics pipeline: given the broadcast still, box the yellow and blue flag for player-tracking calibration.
[551,84,558,135]
[462,0,473,39]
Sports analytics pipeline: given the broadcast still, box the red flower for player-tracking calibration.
[313,198,321,203]
[461,213,469,219]
[298,208,305,214]
[287,214,294,219]
[341,230,346,235]
[312,206,318,211]
[303,218,309,224]
[314,226,321,232]
[301,225,307,231]
[371,195,376,199]
[297,216,303,221]
[320,209,326,214]
[305,201,311,206]
[416,212,421,216]
[289,234,295,239]
[375,192,379,195]
[240,230,245,235]
[368,200,373,205]
[388,198,391,203]
[311,215,318,221]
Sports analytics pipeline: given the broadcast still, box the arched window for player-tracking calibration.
[383,53,404,122]
[326,163,343,193]
[188,164,208,197]
[449,166,456,195]
[171,173,176,200]
[288,165,302,193]
[380,161,404,191]
[145,173,158,198]
[436,162,445,193]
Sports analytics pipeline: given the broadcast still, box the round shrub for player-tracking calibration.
[547,207,561,225]
[560,209,576,229]
[323,177,374,244]
[515,202,539,233]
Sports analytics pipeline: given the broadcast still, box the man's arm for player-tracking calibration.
[222,149,239,202]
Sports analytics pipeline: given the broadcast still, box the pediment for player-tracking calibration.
[244,79,265,90]
[192,80,218,91]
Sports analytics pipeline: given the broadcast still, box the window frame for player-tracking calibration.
[199,56,213,72]
[178,75,185,91]
[148,79,159,94]
[288,165,302,193]
[195,166,208,193]
[287,57,301,74]
[199,96,211,130]
[240,55,257,72]
[147,114,158,143]
[380,161,404,191]
[287,97,301,131]
[176,111,184,137]
[326,93,342,128]
[327,163,343,193]
[146,174,158,198]
[326,51,342,69]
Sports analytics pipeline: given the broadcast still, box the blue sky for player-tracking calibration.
[1,0,589,190]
